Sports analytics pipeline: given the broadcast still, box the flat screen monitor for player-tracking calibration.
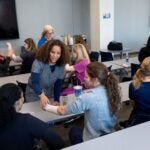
[0,0,19,40]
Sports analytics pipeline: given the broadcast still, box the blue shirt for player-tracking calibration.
[65,86,116,141]
[37,37,47,48]
[129,82,150,113]
[25,59,64,102]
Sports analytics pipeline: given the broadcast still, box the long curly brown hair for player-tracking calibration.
[133,57,150,89]
[36,39,70,66]
[86,62,121,114]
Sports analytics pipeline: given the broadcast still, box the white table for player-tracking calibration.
[21,96,80,125]
[0,73,30,86]
[63,121,150,150]
[103,61,124,70]
[9,60,22,67]
[112,57,139,68]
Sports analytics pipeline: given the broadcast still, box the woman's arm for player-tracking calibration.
[65,63,75,72]
[31,72,49,108]
[45,104,66,115]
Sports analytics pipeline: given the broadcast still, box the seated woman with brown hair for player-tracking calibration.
[7,38,37,73]
[0,83,64,150]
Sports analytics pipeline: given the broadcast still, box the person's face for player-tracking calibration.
[49,45,61,64]
[14,93,24,112]
[72,50,77,60]
[84,70,94,88]
[23,42,29,49]
[45,31,54,41]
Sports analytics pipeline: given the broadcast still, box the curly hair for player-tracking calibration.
[86,62,121,114]
[132,57,150,89]
[36,39,70,65]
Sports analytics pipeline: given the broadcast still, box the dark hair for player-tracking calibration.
[0,83,22,128]
[146,36,150,48]
[24,38,37,53]
[74,35,89,54]
[36,39,69,65]
[86,62,121,114]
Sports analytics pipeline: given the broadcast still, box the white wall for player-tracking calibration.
[0,0,90,53]
[114,0,150,51]
[100,0,114,50]
[90,0,114,51]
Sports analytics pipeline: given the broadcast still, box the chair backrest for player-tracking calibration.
[100,51,113,62]
[89,51,99,62]
[16,80,27,102]
[131,63,140,78]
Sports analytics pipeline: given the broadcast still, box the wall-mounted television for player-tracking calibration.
[0,0,19,40]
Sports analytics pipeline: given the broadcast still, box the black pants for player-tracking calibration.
[127,108,150,127]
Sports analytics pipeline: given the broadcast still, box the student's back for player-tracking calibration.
[0,83,64,150]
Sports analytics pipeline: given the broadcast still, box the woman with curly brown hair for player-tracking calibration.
[45,61,121,144]
[127,57,150,127]
[25,39,69,108]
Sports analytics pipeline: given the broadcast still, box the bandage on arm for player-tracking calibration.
[44,104,58,114]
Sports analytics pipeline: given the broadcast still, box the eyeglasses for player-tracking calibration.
[47,32,54,35]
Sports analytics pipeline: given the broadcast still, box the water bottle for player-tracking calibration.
[125,52,129,63]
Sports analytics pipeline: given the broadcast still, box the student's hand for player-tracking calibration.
[65,64,70,70]
[50,101,60,106]
[6,42,14,58]
[39,93,50,108]
[65,64,74,72]
[57,106,65,115]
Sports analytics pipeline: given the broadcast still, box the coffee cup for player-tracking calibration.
[73,85,82,97]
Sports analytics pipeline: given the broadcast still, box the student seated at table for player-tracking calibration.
[61,44,90,95]
[25,39,69,108]
[7,38,37,74]
[0,43,13,76]
[126,57,150,127]
[45,62,121,144]
[138,36,150,63]
[0,83,64,150]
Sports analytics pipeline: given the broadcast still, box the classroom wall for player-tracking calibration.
[0,0,90,53]
[114,0,150,51]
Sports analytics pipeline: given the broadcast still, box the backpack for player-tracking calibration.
[107,41,123,51]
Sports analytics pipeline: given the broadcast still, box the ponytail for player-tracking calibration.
[105,73,121,114]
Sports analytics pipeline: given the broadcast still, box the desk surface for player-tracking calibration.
[0,73,30,86]
[112,57,139,68]
[21,94,78,124]
[9,60,22,67]
[63,121,150,150]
